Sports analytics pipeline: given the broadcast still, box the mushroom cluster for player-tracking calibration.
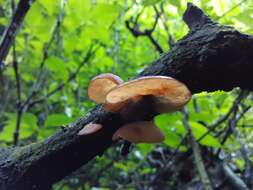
[78,73,191,144]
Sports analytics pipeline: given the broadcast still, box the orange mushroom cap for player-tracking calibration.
[112,121,164,144]
[88,73,123,104]
[105,76,191,113]
[84,75,191,144]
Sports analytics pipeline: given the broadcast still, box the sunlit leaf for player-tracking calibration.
[0,113,38,142]
[45,114,75,127]
[190,121,221,148]
[46,56,68,81]
[143,0,163,6]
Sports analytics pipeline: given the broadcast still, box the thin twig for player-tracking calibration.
[193,96,200,113]
[231,107,253,185]
[0,0,36,64]
[197,90,248,143]
[159,3,175,47]
[11,0,23,146]
[27,45,97,108]
[182,108,213,190]
[11,0,21,104]
[149,134,188,186]
[125,6,163,54]
[215,0,248,21]
[216,104,251,157]
[222,163,250,190]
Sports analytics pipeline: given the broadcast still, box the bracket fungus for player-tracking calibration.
[105,76,191,114]
[79,73,191,145]
[78,123,103,136]
[88,73,124,104]
[112,121,165,143]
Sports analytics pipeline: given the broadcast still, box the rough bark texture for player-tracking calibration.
[0,3,253,190]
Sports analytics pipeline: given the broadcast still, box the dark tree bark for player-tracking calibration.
[0,3,253,190]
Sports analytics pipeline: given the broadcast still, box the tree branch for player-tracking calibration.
[222,163,250,190]
[0,0,35,64]
[125,6,163,54]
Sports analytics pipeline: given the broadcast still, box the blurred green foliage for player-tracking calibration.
[0,0,253,189]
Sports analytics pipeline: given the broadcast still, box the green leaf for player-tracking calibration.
[44,114,74,127]
[235,10,253,26]
[190,111,215,124]
[140,167,155,175]
[155,113,186,135]
[164,130,181,148]
[39,114,75,140]
[38,126,57,140]
[93,56,114,70]
[39,0,60,16]
[46,56,68,81]
[143,0,163,6]
[155,113,182,126]
[190,121,221,148]
[249,156,253,164]
[154,114,186,148]
[224,135,240,152]
[90,3,120,26]
[137,144,153,156]
[25,2,55,42]
[63,0,91,30]
[235,159,245,171]
[0,113,38,142]
[169,0,180,8]
[114,162,133,173]
[211,0,227,16]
